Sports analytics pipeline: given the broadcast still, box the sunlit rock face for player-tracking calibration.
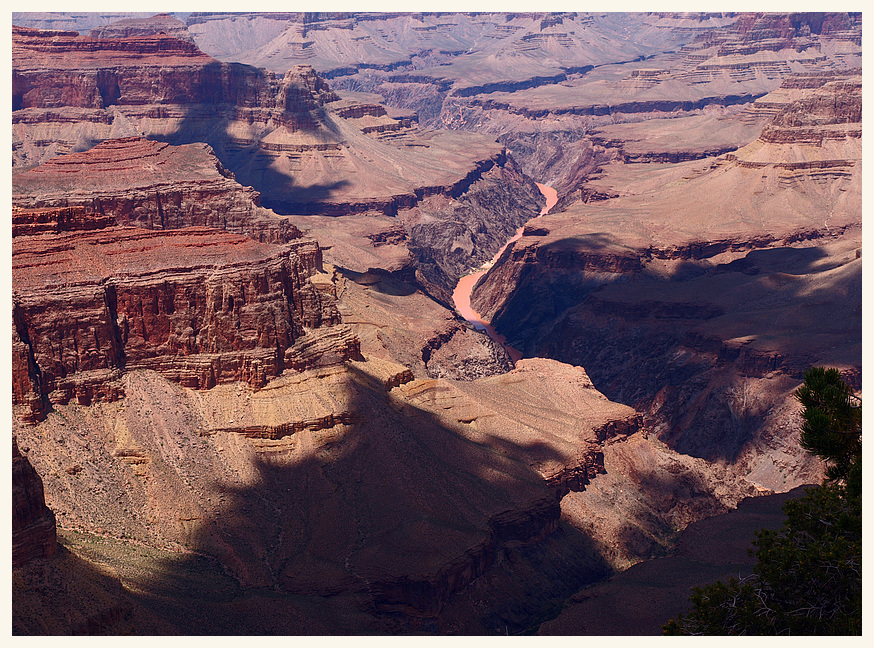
[10,12,860,635]
[471,68,859,504]
[11,23,545,300]
[12,135,351,423]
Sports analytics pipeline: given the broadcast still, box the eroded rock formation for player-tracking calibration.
[469,70,860,516]
[12,23,546,299]
[12,137,300,242]
[12,225,349,421]
[13,353,641,622]
[11,133,365,424]
[12,436,58,568]
[9,12,862,636]
[198,11,856,205]
[88,13,195,42]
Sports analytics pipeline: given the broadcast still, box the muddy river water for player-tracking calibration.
[451,183,558,361]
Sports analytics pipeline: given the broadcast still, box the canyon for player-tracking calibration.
[10,12,862,636]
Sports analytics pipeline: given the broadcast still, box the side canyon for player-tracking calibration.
[10,11,862,635]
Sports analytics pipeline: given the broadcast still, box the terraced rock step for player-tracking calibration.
[12,226,344,421]
[12,138,301,243]
[13,357,640,620]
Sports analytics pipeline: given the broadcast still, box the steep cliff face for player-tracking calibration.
[12,227,348,422]
[470,70,860,499]
[12,137,300,242]
[10,25,525,216]
[11,133,359,423]
[402,153,544,303]
[12,25,334,113]
[11,24,546,304]
[10,110,598,628]
[12,436,58,568]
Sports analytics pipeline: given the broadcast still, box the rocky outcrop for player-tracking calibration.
[12,226,346,421]
[12,25,337,112]
[12,25,338,170]
[760,76,861,143]
[11,135,364,423]
[14,355,640,623]
[422,323,514,381]
[88,13,195,42]
[469,69,860,495]
[13,137,301,243]
[12,436,58,568]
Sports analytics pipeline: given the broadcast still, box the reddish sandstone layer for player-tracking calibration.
[11,25,210,70]
[12,137,299,242]
[12,24,336,111]
[12,25,338,170]
[12,226,352,422]
[12,436,58,568]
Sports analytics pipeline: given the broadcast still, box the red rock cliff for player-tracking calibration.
[12,137,300,243]
[12,25,337,112]
[12,227,352,422]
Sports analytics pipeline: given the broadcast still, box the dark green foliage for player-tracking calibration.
[794,367,862,494]
[664,368,862,635]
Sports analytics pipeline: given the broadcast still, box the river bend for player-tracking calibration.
[452,183,558,361]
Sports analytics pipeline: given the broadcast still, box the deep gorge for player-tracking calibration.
[11,11,861,636]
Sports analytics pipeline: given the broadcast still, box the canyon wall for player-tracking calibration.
[12,23,545,300]
[13,137,301,242]
[12,436,58,568]
[10,13,862,635]
[471,69,860,499]
[11,21,629,631]
[11,136,358,423]
[12,227,347,421]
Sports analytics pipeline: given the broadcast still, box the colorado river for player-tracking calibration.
[452,182,559,361]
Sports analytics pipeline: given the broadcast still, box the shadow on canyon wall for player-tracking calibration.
[489,236,860,463]
[538,484,810,636]
[20,361,619,635]
[139,69,355,215]
[258,179,353,216]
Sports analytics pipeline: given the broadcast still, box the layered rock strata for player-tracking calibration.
[10,12,862,634]
[256,11,855,203]
[88,13,195,42]
[12,137,300,243]
[12,226,349,422]
[12,25,340,172]
[470,70,860,500]
[11,24,546,299]
[10,24,526,221]
[13,357,638,620]
[13,13,860,210]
